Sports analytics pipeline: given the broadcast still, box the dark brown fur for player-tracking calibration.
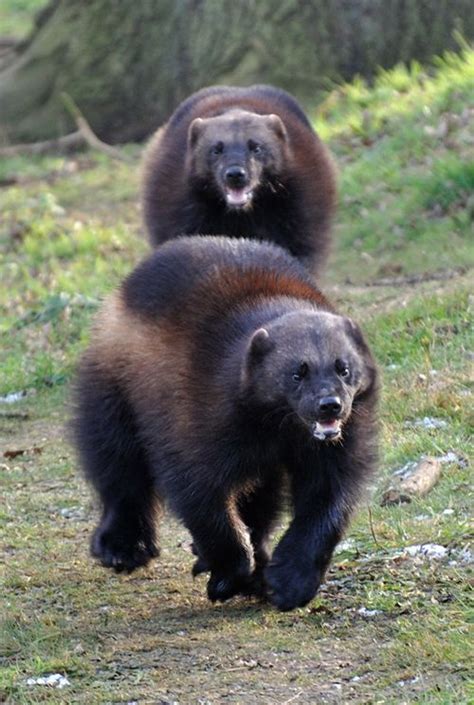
[141,85,337,275]
[74,237,378,611]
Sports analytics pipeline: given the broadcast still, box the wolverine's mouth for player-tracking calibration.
[312,418,342,441]
[225,187,253,208]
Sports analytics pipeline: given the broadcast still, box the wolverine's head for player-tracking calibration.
[186,109,289,210]
[241,310,378,442]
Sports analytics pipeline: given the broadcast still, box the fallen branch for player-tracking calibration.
[0,410,30,419]
[0,36,19,49]
[0,95,134,162]
[61,92,133,162]
[367,266,468,288]
[0,176,19,187]
[381,457,442,506]
[0,131,84,157]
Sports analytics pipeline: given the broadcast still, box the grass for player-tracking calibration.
[316,45,474,284]
[0,0,46,37]
[1,44,473,704]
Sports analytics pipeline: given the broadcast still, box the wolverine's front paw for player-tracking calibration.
[265,560,323,611]
[239,567,268,599]
[207,565,254,603]
[91,526,159,573]
[192,555,211,577]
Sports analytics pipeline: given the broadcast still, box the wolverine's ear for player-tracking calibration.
[188,118,205,148]
[344,317,368,352]
[265,114,288,142]
[248,328,274,362]
[241,328,274,387]
[344,317,377,392]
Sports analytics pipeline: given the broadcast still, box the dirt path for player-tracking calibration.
[2,274,472,704]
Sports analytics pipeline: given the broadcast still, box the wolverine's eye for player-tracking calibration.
[248,140,262,154]
[335,359,350,378]
[212,142,224,155]
[292,362,309,382]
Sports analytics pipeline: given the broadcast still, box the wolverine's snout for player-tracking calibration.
[220,161,254,208]
[317,395,342,418]
[224,165,248,188]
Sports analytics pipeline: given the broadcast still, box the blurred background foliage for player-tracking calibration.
[0,0,473,143]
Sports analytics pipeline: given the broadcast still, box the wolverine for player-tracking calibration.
[74,237,378,611]
[141,85,337,274]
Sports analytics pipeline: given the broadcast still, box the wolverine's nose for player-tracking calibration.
[318,396,342,416]
[224,166,247,187]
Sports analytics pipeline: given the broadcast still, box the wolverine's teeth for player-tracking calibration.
[312,419,342,441]
[225,188,252,206]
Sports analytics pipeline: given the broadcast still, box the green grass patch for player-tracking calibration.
[316,45,474,284]
[0,0,46,37]
[423,158,474,213]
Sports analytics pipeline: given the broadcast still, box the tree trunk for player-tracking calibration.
[1,0,473,144]
[0,0,255,144]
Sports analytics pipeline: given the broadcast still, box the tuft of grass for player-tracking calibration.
[423,158,474,213]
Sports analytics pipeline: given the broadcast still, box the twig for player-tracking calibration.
[61,92,133,162]
[366,266,468,287]
[281,691,303,705]
[0,96,134,161]
[0,176,18,187]
[0,411,30,419]
[0,131,84,157]
[0,36,19,49]
[367,505,381,548]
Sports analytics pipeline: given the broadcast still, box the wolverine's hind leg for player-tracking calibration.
[75,373,161,572]
[190,475,284,598]
[237,474,285,597]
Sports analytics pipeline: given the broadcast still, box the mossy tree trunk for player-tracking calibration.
[0,0,256,143]
[1,0,473,145]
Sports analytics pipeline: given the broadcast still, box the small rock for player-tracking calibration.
[25,673,70,689]
[436,451,468,467]
[0,390,27,404]
[404,544,448,560]
[357,607,382,617]
[403,416,448,430]
[457,547,473,564]
[398,675,420,687]
[437,451,459,464]
[59,506,86,520]
[335,538,356,553]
